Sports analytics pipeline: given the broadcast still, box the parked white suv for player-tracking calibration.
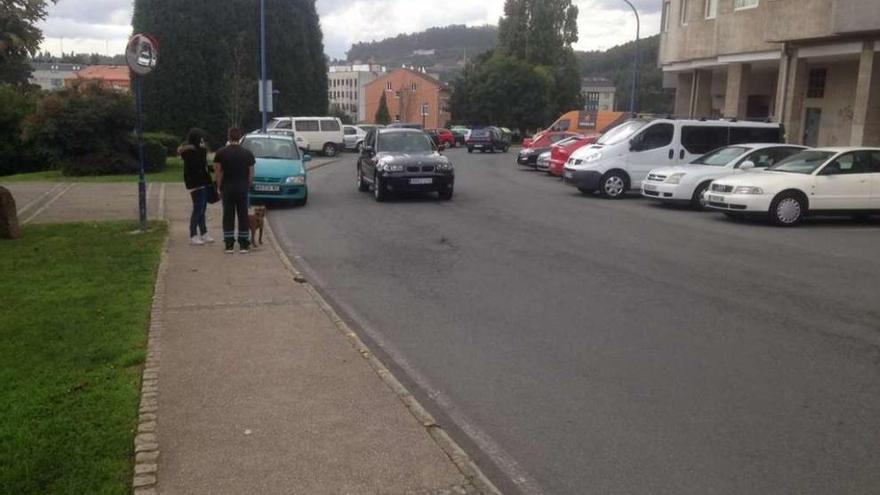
[642,144,806,208]
[706,147,880,226]
[268,117,345,157]
[563,118,783,198]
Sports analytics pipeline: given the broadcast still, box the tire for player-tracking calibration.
[439,187,453,201]
[769,192,805,226]
[691,181,712,210]
[503,145,509,153]
[357,166,368,192]
[467,148,473,153]
[322,143,338,157]
[599,171,628,199]
[373,172,386,202]
[356,141,364,153]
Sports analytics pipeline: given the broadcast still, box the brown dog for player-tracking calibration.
[249,206,267,246]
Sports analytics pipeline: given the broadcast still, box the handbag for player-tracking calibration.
[205,184,220,204]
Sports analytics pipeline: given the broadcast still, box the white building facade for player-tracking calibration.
[328,64,386,123]
[29,62,87,91]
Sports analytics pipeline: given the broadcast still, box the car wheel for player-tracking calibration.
[467,148,473,153]
[691,181,712,210]
[322,143,338,157]
[373,172,386,202]
[356,141,364,153]
[769,192,805,226]
[503,145,509,153]
[599,171,627,199]
[357,166,368,192]
[439,187,453,201]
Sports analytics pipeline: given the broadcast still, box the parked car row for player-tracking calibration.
[514,117,879,226]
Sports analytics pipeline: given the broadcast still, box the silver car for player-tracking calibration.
[343,125,367,152]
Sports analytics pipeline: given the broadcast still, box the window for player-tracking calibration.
[320,120,341,132]
[637,123,675,151]
[411,82,418,91]
[807,68,827,98]
[681,125,728,154]
[271,119,292,130]
[705,0,717,18]
[585,92,600,102]
[661,1,671,32]
[295,120,320,132]
[729,126,782,144]
[344,127,356,135]
[680,0,689,24]
[820,152,873,175]
[386,81,392,91]
[734,0,758,9]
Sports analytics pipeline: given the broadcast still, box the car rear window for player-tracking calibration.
[320,120,341,132]
[471,129,490,138]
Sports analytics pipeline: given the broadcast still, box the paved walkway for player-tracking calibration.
[0,180,495,495]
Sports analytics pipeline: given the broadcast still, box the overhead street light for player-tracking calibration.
[621,0,640,115]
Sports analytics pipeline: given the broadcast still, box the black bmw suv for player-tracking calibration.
[357,128,455,202]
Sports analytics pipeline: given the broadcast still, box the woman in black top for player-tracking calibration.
[179,129,214,244]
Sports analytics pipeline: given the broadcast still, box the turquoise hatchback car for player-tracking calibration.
[241,134,310,206]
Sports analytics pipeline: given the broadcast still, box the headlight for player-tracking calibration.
[569,158,583,166]
[665,173,686,184]
[284,175,305,185]
[733,186,764,195]
[584,152,603,162]
[378,159,404,172]
[436,161,453,171]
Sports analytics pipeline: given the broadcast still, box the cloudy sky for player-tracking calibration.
[37,0,661,58]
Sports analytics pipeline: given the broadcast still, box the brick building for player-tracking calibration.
[364,68,451,128]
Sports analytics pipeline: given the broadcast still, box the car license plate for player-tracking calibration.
[644,184,658,192]
[410,178,433,185]
[474,145,483,149]
[254,185,279,192]
[708,194,725,204]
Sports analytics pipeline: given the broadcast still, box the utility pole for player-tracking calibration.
[621,0,640,115]
[260,0,268,132]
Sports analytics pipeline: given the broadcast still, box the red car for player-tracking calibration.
[548,135,598,177]
[517,131,581,167]
[427,128,456,148]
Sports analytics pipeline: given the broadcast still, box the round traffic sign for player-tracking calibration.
[126,34,159,75]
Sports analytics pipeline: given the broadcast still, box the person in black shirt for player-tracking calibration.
[213,128,255,253]
[179,129,213,245]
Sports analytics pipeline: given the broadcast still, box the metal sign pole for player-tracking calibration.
[135,74,147,230]
[260,0,268,132]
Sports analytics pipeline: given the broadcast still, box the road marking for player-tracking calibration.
[307,157,342,172]
[22,183,74,224]
[157,183,166,220]
[17,183,65,216]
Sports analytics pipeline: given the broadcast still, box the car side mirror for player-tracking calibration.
[362,145,374,156]
[739,160,755,170]
[303,154,312,162]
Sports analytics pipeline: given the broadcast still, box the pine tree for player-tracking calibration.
[375,92,391,125]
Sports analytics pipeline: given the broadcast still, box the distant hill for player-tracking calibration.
[346,25,498,81]
[578,35,674,114]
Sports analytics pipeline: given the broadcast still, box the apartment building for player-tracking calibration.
[659,0,880,147]
[364,68,451,129]
[327,64,386,123]
[581,77,617,113]
[29,63,87,91]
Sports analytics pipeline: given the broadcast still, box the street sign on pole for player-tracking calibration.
[126,33,159,231]
[258,79,273,113]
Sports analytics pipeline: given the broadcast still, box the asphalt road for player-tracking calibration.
[269,147,880,495]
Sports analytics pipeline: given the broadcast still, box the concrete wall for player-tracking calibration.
[766,0,833,43]
[800,59,859,146]
[833,0,880,35]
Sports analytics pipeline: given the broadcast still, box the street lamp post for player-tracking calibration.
[260,0,268,132]
[621,0,640,115]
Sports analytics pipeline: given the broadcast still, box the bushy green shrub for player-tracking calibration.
[0,86,48,176]
[23,82,135,176]
[141,137,167,172]
[143,131,181,157]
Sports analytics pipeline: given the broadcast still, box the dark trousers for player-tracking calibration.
[189,187,208,237]
[222,183,250,247]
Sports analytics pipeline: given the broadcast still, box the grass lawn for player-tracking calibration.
[0,157,183,184]
[0,221,167,494]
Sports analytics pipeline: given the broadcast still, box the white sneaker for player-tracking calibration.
[200,234,215,243]
[190,236,205,246]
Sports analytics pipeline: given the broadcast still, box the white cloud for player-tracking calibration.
[37,0,660,57]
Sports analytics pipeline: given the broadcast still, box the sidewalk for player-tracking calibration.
[152,188,489,494]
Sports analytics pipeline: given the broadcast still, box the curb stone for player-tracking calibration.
[265,220,503,495]
[131,224,170,493]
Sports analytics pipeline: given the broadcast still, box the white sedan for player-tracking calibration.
[705,147,880,226]
[642,144,806,208]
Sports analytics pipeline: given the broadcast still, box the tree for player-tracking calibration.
[222,32,255,129]
[132,0,328,144]
[375,92,391,125]
[0,0,57,84]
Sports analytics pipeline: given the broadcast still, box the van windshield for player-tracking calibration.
[597,120,647,146]
[691,146,749,166]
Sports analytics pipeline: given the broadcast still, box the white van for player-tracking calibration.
[562,118,783,198]
[267,117,345,157]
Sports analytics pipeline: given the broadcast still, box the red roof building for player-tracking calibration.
[65,65,131,92]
